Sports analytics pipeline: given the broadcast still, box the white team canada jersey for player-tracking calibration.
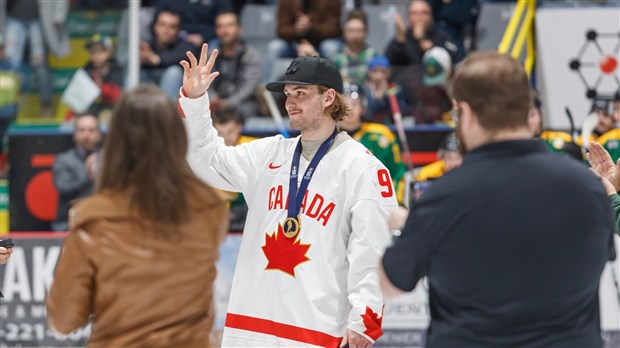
[180,92,397,347]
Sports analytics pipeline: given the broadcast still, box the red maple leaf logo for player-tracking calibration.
[262,223,311,277]
[361,306,384,341]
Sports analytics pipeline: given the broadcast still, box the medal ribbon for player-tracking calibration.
[287,129,339,221]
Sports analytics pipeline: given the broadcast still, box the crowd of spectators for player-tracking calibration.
[1,0,619,229]
[0,0,477,128]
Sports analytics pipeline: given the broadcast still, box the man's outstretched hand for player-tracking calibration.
[180,43,219,99]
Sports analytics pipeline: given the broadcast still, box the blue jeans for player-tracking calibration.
[263,39,342,83]
[4,17,52,104]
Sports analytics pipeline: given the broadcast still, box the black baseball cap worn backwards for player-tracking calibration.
[266,56,344,94]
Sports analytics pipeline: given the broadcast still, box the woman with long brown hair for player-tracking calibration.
[47,85,228,348]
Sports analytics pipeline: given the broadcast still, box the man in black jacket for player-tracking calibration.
[140,9,196,99]
[380,51,616,347]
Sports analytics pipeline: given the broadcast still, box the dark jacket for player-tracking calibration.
[47,184,228,348]
[144,37,196,69]
[52,147,97,231]
[210,42,262,119]
[385,26,459,66]
[155,0,234,45]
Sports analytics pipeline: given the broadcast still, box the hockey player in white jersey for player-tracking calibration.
[179,44,397,348]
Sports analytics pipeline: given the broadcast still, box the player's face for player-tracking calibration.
[284,85,326,132]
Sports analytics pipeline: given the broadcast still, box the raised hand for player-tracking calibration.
[394,13,406,43]
[180,43,219,99]
[588,142,620,191]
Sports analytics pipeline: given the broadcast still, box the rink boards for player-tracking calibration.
[0,233,618,347]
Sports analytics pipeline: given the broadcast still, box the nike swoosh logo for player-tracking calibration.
[268,162,283,169]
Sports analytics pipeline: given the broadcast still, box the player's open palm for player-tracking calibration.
[588,142,619,191]
[180,43,219,99]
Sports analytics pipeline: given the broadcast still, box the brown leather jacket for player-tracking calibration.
[46,185,228,348]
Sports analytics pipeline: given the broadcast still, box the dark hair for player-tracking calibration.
[98,85,207,237]
[213,107,243,125]
[345,9,368,29]
[451,51,530,131]
[151,9,181,33]
[216,11,239,25]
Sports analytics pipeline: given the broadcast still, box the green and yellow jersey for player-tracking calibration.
[350,123,407,205]
[596,128,620,163]
[540,131,573,153]
[414,160,445,182]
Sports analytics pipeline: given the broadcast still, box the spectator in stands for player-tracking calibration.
[213,107,257,147]
[594,93,620,163]
[385,0,458,67]
[577,96,618,158]
[0,245,12,265]
[529,91,583,161]
[333,9,379,87]
[341,84,408,205]
[213,108,256,232]
[263,0,342,82]
[362,56,409,124]
[428,0,477,59]
[592,97,617,137]
[52,113,102,232]
[412,132,461,199]
[0,34,19,151]
[2,0,70,118]
[72,0,128,9]
[82,34,124,120]
[208,11,262,120]
[47,85,228,347]
[140,9,194,100]
[415,46,453,124]
[155,0,234,49]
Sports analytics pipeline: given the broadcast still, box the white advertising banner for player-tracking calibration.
[536,6,620,130]
[0,234,618,347]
